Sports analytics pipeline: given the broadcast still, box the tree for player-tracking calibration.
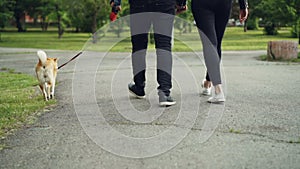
[35,0,54,31]
[68,0,110,42]
[12,0,43,32]
[86,0,110,34]
[65,0,85,32]
[66,0,110,34]
[39,0,71,38]
[13,0,26,32]
[253,0,300,36]
[245,0,261,30]
[53,0,65,39]
[0,0,15,41]
[0,0,15,28]
[289,0,300,43]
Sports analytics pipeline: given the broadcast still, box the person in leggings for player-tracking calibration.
[191,0,248,103]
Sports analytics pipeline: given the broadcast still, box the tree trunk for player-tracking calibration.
[92,13,97,43]
[267,41,298,60]
[244,19,248,32]
[91,6,100,43]
[40,16,48,31]
[57,16,64,39]
[14,1,26,32]
[55,4,64,39]
[117,20,122,38]
[91,13,97,34]
[15,13,25,32]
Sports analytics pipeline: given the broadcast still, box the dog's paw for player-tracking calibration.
[50,94,54,99]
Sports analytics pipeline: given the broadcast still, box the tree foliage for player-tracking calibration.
[0,0,299,40]
[0,0,15,41]
[0,0,15,29]
[250,0,300,36]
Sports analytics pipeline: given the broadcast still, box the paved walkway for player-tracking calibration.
[0,47,299,169]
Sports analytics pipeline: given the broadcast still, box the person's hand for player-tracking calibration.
[239,8,248,23]
[110,2,121,11]
[176,5,187,15]
[110,1,115,7]
[116,5,121,11]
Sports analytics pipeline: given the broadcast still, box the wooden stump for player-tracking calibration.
[267,41,298,60]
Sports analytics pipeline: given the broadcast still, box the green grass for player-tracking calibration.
[222,27,299,50]
[0,69,55,140]
[259,52,300,62]
[0,27,299,51]
[229,128,242,134]
[108,36,193,52]
[288,138,300,144]
[0,29,90,51]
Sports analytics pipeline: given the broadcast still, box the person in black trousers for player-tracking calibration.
[111,0,187,106]
[191,0,248,103]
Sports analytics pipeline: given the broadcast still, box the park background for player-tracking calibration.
[0,0,300,164]
[0,0,299,51]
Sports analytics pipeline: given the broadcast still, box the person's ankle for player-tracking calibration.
[214,84,223,94]
[204,80,211,88]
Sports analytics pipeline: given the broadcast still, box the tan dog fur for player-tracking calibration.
[35,50,58,101]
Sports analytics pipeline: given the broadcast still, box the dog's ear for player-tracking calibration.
[53,58,58,62]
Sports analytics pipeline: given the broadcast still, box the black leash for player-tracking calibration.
[58,51,83,70]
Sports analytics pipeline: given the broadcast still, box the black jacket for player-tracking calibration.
[110,0,247,10]
[111,0,187,6]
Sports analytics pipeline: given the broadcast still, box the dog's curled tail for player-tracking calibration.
[37,50,47,65]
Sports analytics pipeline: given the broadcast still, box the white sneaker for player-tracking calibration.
[208,92,225,103]
[201,79,212,96]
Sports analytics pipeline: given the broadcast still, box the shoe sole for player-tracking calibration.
[129,90,146,99]
[207,99,225,104]
[159,101,176,107]
[201,91,211,96]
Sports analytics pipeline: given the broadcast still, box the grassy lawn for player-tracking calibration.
[259,53,300,62]
[0,69,55,143]
[0,27,299,52]
[0,29,90,51]
[222,27,299,50]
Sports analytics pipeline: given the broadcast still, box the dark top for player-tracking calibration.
[111,0,187,7]
[110,0,248,10]
[239,0,248,9]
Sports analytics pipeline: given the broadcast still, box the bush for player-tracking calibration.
[247,17,259,30]
[291,19,299,38]
[264,22,278,35]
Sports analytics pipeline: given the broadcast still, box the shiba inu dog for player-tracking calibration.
[35,50,58,101]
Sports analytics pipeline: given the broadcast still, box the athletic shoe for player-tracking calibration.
[207,92,225,103]
[158,91,176,106]
[201,79,212,96]
[128,82,146,99]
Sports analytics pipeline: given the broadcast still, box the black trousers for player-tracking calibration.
[192,0,232,85]
[129,0,175,96]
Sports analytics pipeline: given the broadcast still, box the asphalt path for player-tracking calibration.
[0,47,299,169]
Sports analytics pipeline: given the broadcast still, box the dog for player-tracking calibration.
[35,50,58,101]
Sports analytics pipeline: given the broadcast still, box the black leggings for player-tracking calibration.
[192,0,232,85]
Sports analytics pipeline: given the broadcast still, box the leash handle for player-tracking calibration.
[58,51,83,70]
